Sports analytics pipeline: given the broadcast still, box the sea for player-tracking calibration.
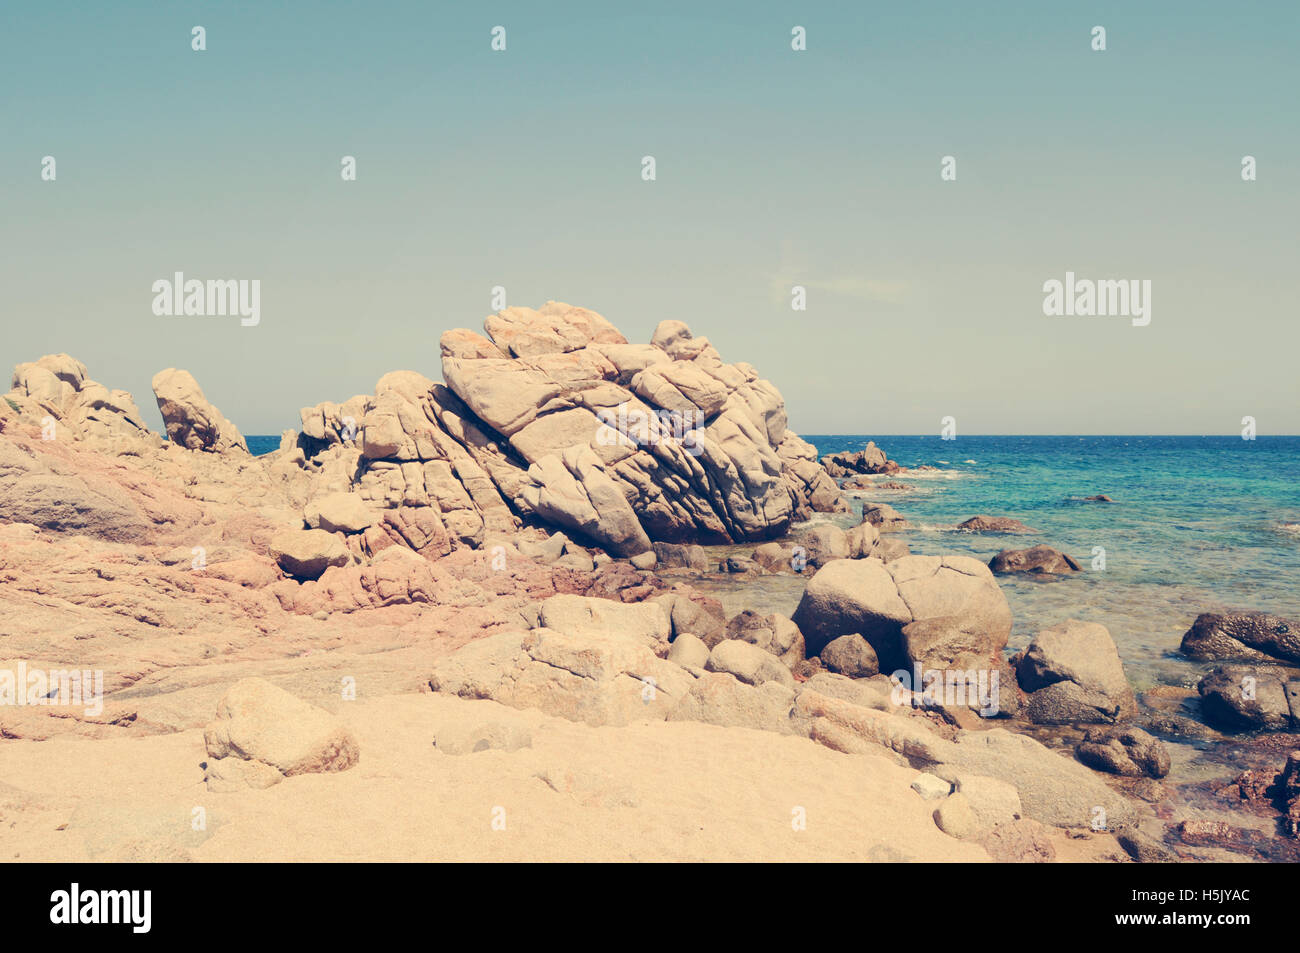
[249,433,1300,691]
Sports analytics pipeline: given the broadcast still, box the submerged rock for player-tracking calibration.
[989,544,1081,575]
[957,515,1036,533]
[1076,727,1171,778]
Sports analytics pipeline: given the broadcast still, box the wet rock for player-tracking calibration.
[860,502,909,531]
[651,541,708,571]
[845,522,880,559]
[796,524,850,568]
[719,555,759,574]
[1197,665,1299,731]
[1180,611,1300,665]
[820,443,898,477]
[751,541,794,573]
[957,515,1036,533]
[988,544,1081,575]
[1076,727,1171,778]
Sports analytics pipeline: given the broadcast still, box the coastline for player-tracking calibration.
[2,305,1298,863]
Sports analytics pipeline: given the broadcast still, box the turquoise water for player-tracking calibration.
[802,436,1300,689]
[250,432,1300,688]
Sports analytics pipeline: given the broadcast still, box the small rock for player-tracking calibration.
[819,633,879,678]
[911,773,951,801]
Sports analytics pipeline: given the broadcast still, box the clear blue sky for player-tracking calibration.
[3,1,1297,434]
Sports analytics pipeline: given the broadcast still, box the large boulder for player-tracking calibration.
[652,541,709,571]
[304,491,376,534]
[1076,728,1170,778]
[667,672,798,734]
[151,368,248,453]
[278,304,844,555]
[796,524,850,568]
[1197,665,1299,731]
[203,678,359,790]
[1016,620,1135,724]
[794,690,1134,829]
[270,528,352,580]
[705,639,795,688]
[1180,612,1300,665]
[6,354,154,449]
[790,559,911,661]
[792,555,1012,673]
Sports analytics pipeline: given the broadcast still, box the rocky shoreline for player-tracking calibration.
[1,302,1296,862]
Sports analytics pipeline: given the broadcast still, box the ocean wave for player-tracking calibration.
[893,469,968,481]
[1276,522,1300,538]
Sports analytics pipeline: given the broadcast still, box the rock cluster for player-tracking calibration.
[273,303,845,559]
[821,442,898,477]
[790,555,1014,690]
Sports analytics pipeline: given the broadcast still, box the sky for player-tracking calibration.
[2,1,1297,436]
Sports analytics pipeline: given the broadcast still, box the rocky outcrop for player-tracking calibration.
[821,442,898,477]
[989,545,1081,575]
[152,368,248,453]
[262,303,844,561]
[427,595,692,726]
[6,354,157,453]
[1015,620,1136,724]
[1180,612,1300,665]
[721,610,804,665]
[861,503,909,531]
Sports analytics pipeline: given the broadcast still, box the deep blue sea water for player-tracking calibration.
[247,435,281,456]
[248,433,1299,688]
